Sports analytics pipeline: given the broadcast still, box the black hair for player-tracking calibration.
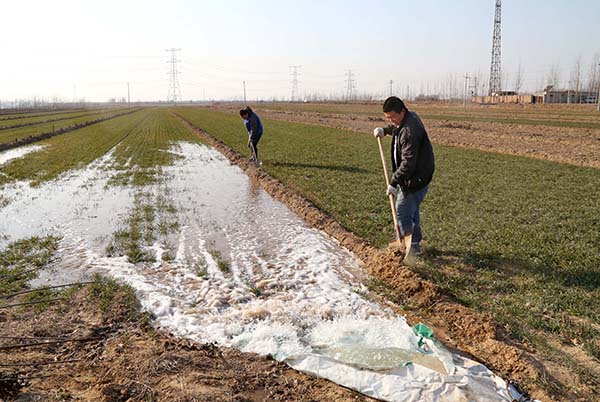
[239,106,253,117]
[383,96,407,114]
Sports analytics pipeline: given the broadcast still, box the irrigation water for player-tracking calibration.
[0,144,46,166]
[0,141,515,401]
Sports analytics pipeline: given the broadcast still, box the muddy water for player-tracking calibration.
[0,142,512,402]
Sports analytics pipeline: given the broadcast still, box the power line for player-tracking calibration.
[464,73,470,107]
[488,0,502,95]
[166,48,182,103]
[289,65,301,101]
[345,69,356,101]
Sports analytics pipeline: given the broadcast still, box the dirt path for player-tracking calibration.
[176,113,600,402]
[0,285,373,402]
[210,105,600,169]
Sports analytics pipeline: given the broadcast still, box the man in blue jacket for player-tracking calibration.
[239,106,264,165]
[373,97,435,266]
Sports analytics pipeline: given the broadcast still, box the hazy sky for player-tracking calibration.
[2,0,600,102]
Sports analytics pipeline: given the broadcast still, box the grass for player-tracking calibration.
[0,109,148,186]
[208,249,230,273]
[175,107,600,369]
[104,109,198,264]
[0,108,134,145]
[0,108,89,122]
[88,273,141,317]
[106,192,162,263]
[107,109,201,186]
[0,235,60,296]
[192,256,208,277]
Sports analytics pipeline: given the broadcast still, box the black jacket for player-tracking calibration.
[384,111,435,192]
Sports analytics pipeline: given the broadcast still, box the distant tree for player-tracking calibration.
[588,53,600,93]
[547,64,561,88]
[514,63,524,93]
[570,56,582,103]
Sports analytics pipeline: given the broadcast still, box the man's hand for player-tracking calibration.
[386,185,398,197]
[373,127,385,138]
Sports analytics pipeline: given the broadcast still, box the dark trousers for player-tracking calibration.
[249,135,261,159]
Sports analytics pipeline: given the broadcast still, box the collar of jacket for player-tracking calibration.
[392,111,410,133]
[399,110,410,127]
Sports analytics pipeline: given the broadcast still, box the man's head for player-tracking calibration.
[383,96,407,126]
[239,109,249,119]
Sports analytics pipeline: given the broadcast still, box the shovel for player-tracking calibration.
[376,137,414,261]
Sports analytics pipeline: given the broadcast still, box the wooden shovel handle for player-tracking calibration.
[376,136,402,243]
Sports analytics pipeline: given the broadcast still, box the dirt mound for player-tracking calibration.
[176,113,567,401]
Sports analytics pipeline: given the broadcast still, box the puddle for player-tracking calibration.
[0,144,46,166]
[0,141,512,401]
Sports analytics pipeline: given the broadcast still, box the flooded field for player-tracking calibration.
[1,138,513,401]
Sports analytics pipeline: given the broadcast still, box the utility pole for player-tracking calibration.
[289,65,301,102]
[464,73,470,107]
[345,69,356,101]
[597,64,600,112]
[166,48,182,104]
[243,81,247,105]
[488,0,502,95]
[127,82,130,105]
[389,80,394,97]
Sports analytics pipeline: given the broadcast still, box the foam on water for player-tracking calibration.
[0,141,512,401]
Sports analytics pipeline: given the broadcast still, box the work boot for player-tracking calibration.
[403,247,418,267]
[411,243,421,256]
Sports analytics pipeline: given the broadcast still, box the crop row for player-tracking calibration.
[107,108,202,185]
[175,107,600,378]
[0,108,88,121]
[0,110,149,186]
[0,108,119,130]
[0,108,138,146]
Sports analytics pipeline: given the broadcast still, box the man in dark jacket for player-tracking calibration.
[373,97,435,265]
[239,106,264,165]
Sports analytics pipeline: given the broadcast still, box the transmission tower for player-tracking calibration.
[289,65,301,101]
[166,48,182,103]
[488,0,502,95]
[389,80,394,97]
[345,70,356,101]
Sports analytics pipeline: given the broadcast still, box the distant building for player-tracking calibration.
[472,86,599,105]
[472,93,539,104]
[536,86,598,104]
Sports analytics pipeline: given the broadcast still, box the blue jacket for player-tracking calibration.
[244,111,263,139]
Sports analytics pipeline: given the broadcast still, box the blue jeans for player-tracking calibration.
[396,185,429,251]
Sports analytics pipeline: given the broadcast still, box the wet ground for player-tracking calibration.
[0,141,513,401]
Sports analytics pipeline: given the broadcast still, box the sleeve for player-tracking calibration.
[244,120,251,134]
[383,125,395,135]
[249,115,259,136]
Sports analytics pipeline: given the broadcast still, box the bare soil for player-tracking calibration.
[177,113,598,402]
[210,104,600,169]
[0,287,374,402]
